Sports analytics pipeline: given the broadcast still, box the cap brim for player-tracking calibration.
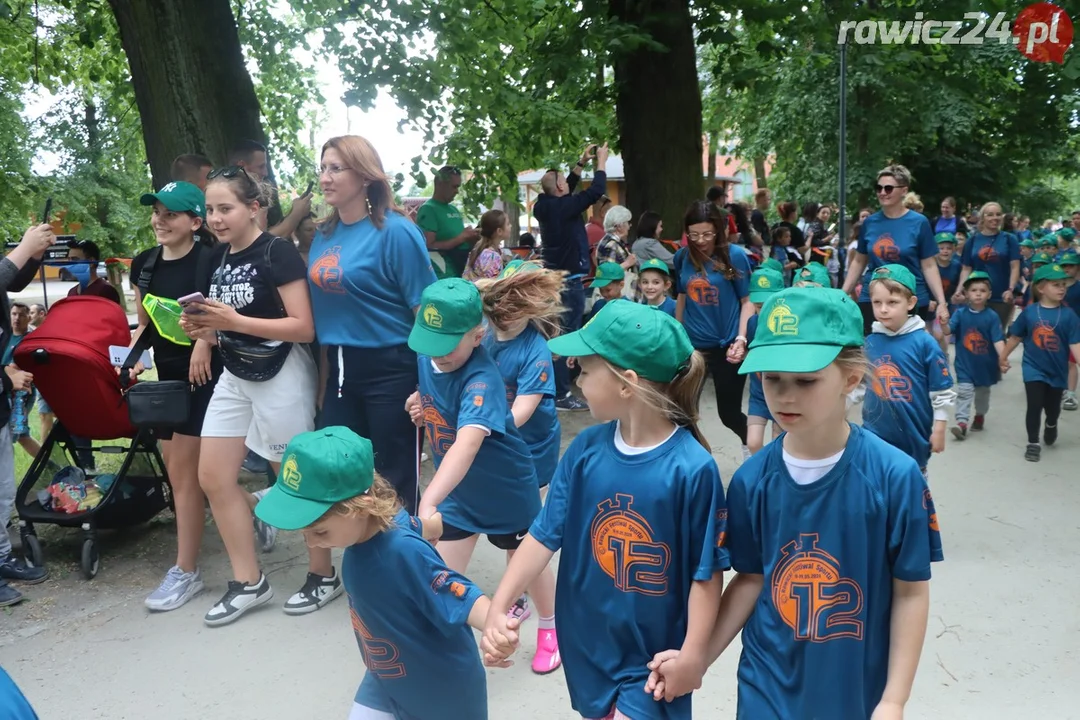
[254,484,333,531]
[590,278,612,288]
[139,193,160,207]
[140,192,196,214]
[408,323,464,357]
[739,344,843,375]
[547,329,599,359]
[749,289,778,303]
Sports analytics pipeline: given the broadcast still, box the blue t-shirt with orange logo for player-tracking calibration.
[417,346,541,534]
[959,232,1021,303]
[863,328,953,469]
[483,324,561,487]
[308,212,437,348]
[726,424,943,720]
[530,422,728,720]
[1009,304,1080,388]
[344,510,487,720]
[746,315,770,420]
[936,255,962,305]
[856,211,937,306]
[673,244,752,348]
[950,306,1004,387]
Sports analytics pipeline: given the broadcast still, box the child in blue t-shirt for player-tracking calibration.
[1000,263,1080,462]
[637,258,677,316]
[404,278,559,674]
[931,233,962,356]
[483,302,728,720]
[1060,253,1080,410]
[646,286,943,720]
[475,259,564,673]
[254,428,504,720]
[745,267,784,454]
[588,261,626,321]
[943,272,1004,439]
[860,265,955,477]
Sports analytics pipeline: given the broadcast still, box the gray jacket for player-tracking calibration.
[631,237,675,269]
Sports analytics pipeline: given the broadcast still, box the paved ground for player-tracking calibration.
[2,362,1079,719]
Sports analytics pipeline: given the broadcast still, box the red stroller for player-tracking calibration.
[13,296,171,579]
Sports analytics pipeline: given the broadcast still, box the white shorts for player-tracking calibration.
[201,344,317,462]
[347,703,395,720]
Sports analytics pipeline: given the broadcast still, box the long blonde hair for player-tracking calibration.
[476,263,566,338]
[602,351,710,451]
[319,135,401,235]
[466,209,507,278]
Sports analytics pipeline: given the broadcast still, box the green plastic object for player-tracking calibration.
[141,293,191,347]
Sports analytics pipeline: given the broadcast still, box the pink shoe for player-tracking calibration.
[532,627,561,674]
[507,595,531,623]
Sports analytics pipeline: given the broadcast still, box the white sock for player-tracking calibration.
[538,615,555,631]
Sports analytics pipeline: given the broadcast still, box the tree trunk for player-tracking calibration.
[754,156,768,189]
[707,131,718,184]
[106,0,267,189]
[610,0,703,240]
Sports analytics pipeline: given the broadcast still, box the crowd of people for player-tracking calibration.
[1,138,1080,720]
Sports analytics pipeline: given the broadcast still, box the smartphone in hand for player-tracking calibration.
[304,180,314,196]
[42,198,53,224]
[177,291,207,314]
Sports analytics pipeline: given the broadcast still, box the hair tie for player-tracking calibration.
[673,360,692,380]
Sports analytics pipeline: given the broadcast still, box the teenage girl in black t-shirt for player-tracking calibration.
[127,181,221,613]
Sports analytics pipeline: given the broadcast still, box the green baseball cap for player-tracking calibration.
[762,257,784,274]
[935,232,957,245]
[870,263,917,293]
[498,259,543,279]
[1020,238,1036,249]
[963,270,992,288]
[547,300,693,383]
[749,268,785,303]
[1034,263,1069,283]
[638,258,671,276]
[408,278,483,357]
[1059,228,1077,242]
[795,262,830,287]
[1033,252,1054,265]
[140,181,206,219]
[740,287,863,375]
[591,262,625,288]
[1033,228,1047,239]
[254,427,375,531]
[1038,236,1057,247]
[1059,252,1079,266]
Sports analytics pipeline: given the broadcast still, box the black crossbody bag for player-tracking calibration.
[120,245,211,428]
[214,237,293,382]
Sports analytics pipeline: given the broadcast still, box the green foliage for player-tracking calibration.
[704,0,1080,216]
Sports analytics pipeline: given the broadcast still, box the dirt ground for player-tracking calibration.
[2,366,1080,719]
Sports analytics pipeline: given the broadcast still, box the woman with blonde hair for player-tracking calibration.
[301,135,437,614]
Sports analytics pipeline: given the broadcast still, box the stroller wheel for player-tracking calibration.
[22,534,44,569]
[80,539,99,580]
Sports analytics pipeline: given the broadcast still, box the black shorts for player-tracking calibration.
[440,520,528,551]
[150,359,220,440]
[858,302,933,335]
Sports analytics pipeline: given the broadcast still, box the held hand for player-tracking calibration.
[871,700,904,720]
[1002,289,1014,304]
[482,612,521,665]
[644,649,681,700]
[189,342,213,386]
[726,338,747,364]
[181,299,238,332]
[19,224,56,257]
[651,653,705,702]
[931,426,946,454]
[1000,357,1011,374]
[419,511,443,545]
[4,365,32,392]
[936,304,950,327]
[927,300,937,313]
[417,500,439,525]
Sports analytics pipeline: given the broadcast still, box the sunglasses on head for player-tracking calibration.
[207,165,253,181]
[875,183,907,195]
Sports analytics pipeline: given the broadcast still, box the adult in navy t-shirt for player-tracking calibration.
[956,205,1021,331]
[307,137,437,514]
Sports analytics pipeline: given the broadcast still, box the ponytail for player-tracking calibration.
[466,209,507,278]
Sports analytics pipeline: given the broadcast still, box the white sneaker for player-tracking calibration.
[251,488,277,553]
[740,445,753,463]
[204,574,273,627]
[145,565,205,612]
[283,569,344,615]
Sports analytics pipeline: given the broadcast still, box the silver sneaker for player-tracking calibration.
[145,565,205,612]
[252,488,277,553]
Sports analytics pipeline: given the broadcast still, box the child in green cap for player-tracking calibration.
[588,261,626,321]
[483,301,727,719]
[254,427,507,720]
[931,233,962,356]
[793,261,831,288]
[637,258,676,316]
[942,272,1004,439]
[1001,263,1080,461]
[745,268,785,454]
[862,264,955,477]
[646,286,942,720]
[403,277,559,673]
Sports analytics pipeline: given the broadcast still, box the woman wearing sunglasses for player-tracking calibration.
[842,164,950,334]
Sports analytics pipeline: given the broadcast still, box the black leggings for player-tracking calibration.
[704,347,748,445]
[1025,381,1063,444]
